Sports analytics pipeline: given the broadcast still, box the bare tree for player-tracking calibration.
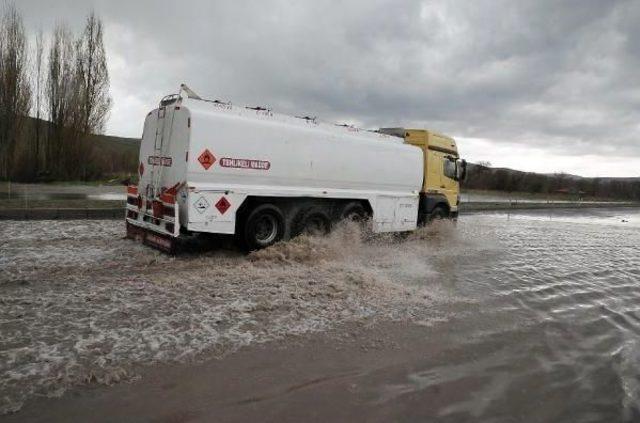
[76,11,111,135]
[0,3,31,179]
[46,23,77,178]
[33,28,44,171]
[44,12,112,180]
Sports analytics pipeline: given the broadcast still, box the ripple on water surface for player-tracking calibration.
[379,208,640,422]
[1,208,640,421]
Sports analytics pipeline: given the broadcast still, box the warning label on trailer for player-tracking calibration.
[219,157,270,170]
[198,149,216,170]
[215,197,231,215]
[147,156,172,167]
[193,196,210,214]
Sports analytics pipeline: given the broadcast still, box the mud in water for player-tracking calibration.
[2,208,640,422]
[0,219,475,414]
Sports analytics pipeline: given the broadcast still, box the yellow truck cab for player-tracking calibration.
[379,128,466,223]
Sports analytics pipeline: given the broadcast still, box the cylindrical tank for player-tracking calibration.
[184,100,423,197]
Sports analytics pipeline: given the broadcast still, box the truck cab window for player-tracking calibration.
[443,158,457,180]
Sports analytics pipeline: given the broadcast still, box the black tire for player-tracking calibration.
[243,204,286,250]
[339,201,368,222]
[429,205,448,221]
[294,206,332,236]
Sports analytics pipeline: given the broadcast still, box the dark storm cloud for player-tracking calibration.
[15,0,640,175]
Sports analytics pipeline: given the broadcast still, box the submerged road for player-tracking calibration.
[2,208,640,422]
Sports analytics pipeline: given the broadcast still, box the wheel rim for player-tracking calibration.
[255,214,278,244]
[345,211,364,222]
[305,216,328,235]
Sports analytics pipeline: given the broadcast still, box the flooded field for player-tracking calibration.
[460,190,632,205]
[0,183,126,202]
[1,208,640,421]
[2,183,630,206]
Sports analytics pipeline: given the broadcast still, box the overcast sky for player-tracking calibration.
[16,0,640,177]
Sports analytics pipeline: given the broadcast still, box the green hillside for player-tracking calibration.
[464,162,640,201]
[12,116,141,182]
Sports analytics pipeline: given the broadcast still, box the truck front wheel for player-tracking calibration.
[243,204,286,250]
[430,206,449,221]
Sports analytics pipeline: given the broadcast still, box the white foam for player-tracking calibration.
[0,219,462,414]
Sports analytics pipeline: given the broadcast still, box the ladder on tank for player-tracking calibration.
[149,95,178,198]
[149,85,200,198]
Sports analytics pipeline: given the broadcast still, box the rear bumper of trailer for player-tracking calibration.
[125,221,177,253]
[124,185,180,253]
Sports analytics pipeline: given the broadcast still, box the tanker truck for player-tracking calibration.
[125,85,466,252]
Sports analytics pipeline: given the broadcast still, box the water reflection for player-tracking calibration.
[378,208,640,422]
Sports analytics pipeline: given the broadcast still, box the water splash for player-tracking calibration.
[0,219,441,414]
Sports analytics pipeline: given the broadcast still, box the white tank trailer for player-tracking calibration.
[126,85,463,252]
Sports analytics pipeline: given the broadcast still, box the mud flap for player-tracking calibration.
[126,222,176,254]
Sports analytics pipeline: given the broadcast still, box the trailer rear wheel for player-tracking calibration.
[340,202,368,222]
[296,207,332,236]
[243,204,286,250]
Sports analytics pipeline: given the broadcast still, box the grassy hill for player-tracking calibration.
[10,118,640,201]
[87,129,140,181]
[464,163,640,201]
[11,117,140,183]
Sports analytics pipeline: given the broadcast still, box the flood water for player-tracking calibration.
[374,208,640,422]
[1,207,640,421]
[0,183,126,202]
[0,182,631,205]
[460,191,631,204]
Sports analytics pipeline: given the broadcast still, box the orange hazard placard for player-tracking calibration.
[198,149,216,170]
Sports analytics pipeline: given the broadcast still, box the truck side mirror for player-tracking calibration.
[457,159,467,181]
